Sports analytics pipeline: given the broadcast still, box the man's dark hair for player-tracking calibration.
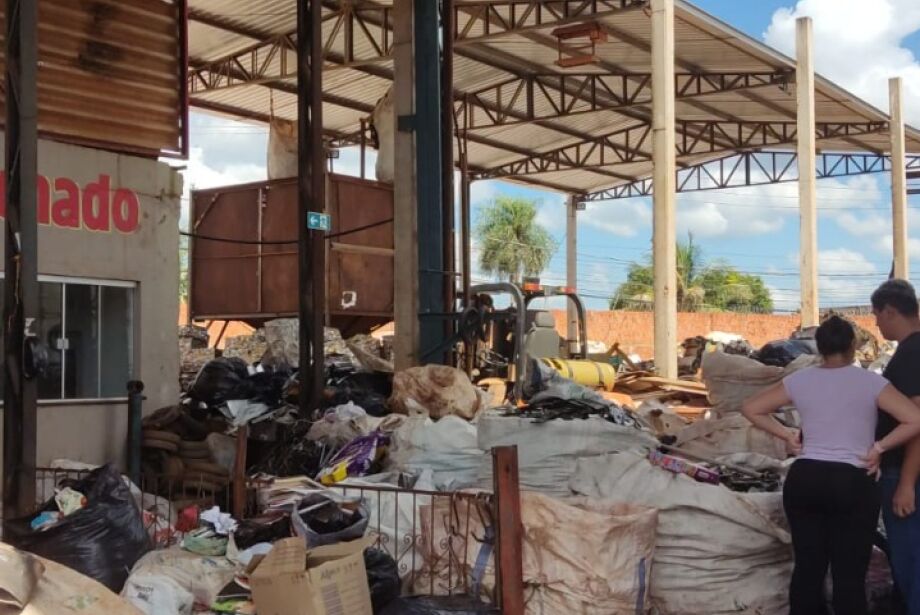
[871,279,920,318]
[815,315,855,357]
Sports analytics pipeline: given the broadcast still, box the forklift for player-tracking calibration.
[461,278,614,400]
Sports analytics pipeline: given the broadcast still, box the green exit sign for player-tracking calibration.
[307,212,331,232]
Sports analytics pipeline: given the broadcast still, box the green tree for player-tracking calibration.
[475,196,558,283]
[610,234,773,313]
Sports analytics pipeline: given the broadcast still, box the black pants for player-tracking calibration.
[784,459,881,615]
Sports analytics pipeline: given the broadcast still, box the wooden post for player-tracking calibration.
[566,195,578,354]
[393,1,419,370]
[796,17,819,327]
[492,446,524,615]
[890,77,909,280]
[651,0,677,379]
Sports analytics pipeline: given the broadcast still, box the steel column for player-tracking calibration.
[416,0,446,364]
[298,0,326,414]
[442,0,457,363]
[3,0,39,524]
[126,381,145,487]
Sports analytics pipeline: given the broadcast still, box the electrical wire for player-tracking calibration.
[179,217,393,245]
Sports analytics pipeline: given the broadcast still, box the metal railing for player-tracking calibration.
[31,445,524,613]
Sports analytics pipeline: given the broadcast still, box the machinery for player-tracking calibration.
[453,279,614,400]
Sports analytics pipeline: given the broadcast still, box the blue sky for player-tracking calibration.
[185,0,920,312]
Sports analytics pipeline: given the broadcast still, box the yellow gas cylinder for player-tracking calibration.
[540,358,618,391]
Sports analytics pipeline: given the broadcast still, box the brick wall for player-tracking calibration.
[551,310,880,359]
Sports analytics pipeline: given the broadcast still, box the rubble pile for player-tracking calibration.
[179,325,214,392]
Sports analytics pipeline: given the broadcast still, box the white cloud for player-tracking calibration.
[819,248,882,305]
[876,234,920,259]
[677,201,729,237]
[173,147,266,228]
[837,211,891,237]
[470,180,500,205]
[819,248,877,274]
[764,0,920,127]
[581,199,651,237]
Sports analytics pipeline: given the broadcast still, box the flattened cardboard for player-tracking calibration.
[250,537,373,615]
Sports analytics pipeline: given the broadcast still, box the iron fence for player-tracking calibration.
[32,468,500,603]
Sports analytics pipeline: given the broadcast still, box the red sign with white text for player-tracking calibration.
[0,173,140,233]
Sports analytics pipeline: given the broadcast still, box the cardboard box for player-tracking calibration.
[250,537,373,615]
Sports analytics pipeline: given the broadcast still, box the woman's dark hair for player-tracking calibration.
[815,315,855,357]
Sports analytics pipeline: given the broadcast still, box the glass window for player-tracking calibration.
[100,286,133,398]
[0,278,134,401]
[38,283,63,400]
[65,284,100,399]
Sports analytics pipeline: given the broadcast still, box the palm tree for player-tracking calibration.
[610,233,773,313]
[675,233,706,311]
[475,196,557,284]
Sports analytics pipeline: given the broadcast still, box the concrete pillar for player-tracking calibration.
[796,17,819,327]
[651,0,677,379]
[393,1,419,370]
[566,195,578,353]
[890,77,909,280]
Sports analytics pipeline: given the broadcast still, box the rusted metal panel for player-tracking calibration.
[0,0,184,156]
[492,446,525,615]
[190,174,394,335]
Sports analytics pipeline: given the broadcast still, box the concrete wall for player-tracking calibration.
[551,310,880,359]
[0,137,182,467]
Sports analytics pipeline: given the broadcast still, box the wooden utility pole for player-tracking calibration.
[796,17,819,327]
[393,1,419,370]
[651,0,677,379]
[566,195,578,353]
[890,77,909,280]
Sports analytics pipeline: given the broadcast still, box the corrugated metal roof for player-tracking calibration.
[188,0,920,196]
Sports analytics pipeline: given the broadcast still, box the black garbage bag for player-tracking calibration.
[5,464,150,592]
[364,548,400,613]
[189,357,253,406]
[290,493,370,548]
[324,362,392,417]
[248,365,292,408]
[755,339,818,367]
[233,511,291,550]
[379,596,495,615]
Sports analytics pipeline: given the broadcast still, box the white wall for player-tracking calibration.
[0,137,182,467]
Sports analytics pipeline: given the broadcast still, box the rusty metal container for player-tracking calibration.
[189,174,394,337]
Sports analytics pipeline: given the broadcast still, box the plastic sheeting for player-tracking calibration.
[416,492,657,615]
[389,366,485,420]
[122,548,236,610]
[371,89,394,183]
[389,416,484,491]
[571,451,792,615]
[267,119,298,180]
[475,414,657,498]
[674,414,790,460]
[702,351,819,416]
